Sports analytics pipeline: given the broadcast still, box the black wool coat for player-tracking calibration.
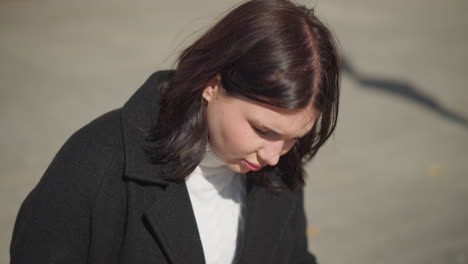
[10,70,317,264]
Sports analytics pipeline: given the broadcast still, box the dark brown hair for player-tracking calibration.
[145,0,341,191]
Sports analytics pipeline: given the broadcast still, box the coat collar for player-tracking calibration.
[119,71,297,264]
[121,70,175,185]
[237,185,297,263]
[120,70,206,263]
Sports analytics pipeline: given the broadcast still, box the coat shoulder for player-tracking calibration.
[10,108,127,262]
[71,108,124,153]
[32,107,126,206]
[52,108,126,199]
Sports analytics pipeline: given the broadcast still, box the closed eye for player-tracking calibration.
[253,126,269,135]
[253,124,303,143]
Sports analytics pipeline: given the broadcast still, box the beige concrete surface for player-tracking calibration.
[1,0,467,263]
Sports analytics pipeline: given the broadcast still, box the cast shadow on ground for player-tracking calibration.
[342,57,468,130]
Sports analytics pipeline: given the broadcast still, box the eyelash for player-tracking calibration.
[254,127,269,135]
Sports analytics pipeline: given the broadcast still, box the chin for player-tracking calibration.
[227,163,249,174]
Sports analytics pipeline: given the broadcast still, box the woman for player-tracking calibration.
[10,0,340,263]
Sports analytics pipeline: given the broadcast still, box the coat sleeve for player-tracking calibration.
[291,187,318,264]
[10,111,119,264]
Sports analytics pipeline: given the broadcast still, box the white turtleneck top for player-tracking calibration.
[185,147,246,264]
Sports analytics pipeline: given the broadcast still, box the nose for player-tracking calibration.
[258,140,284,166]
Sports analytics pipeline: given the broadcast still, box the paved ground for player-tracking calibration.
[1,0,467,263]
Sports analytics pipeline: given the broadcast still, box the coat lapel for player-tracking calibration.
[121,70,205,263]
[143,181,205,264]
[236,180,297,264]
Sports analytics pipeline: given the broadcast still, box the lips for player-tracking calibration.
[242,159,263,171]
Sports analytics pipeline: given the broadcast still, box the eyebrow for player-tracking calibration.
[257,122,310,139]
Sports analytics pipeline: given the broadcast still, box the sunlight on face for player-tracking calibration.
[202,77,317,173]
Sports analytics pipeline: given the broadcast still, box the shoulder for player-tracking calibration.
[59,108,124,170]
[38,108,125,204]
[10,108,127,262]
[66,108,123,155]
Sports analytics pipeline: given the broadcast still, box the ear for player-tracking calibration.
[202,74,222,103]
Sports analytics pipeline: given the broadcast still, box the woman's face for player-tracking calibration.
[202,76,317,173]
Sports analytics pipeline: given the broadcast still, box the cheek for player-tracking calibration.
[222,121,251,151]
[218,117,260,158]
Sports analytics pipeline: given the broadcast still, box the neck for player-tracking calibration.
[199,143,226,168]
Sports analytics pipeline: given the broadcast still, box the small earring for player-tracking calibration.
[202,98,208,105]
